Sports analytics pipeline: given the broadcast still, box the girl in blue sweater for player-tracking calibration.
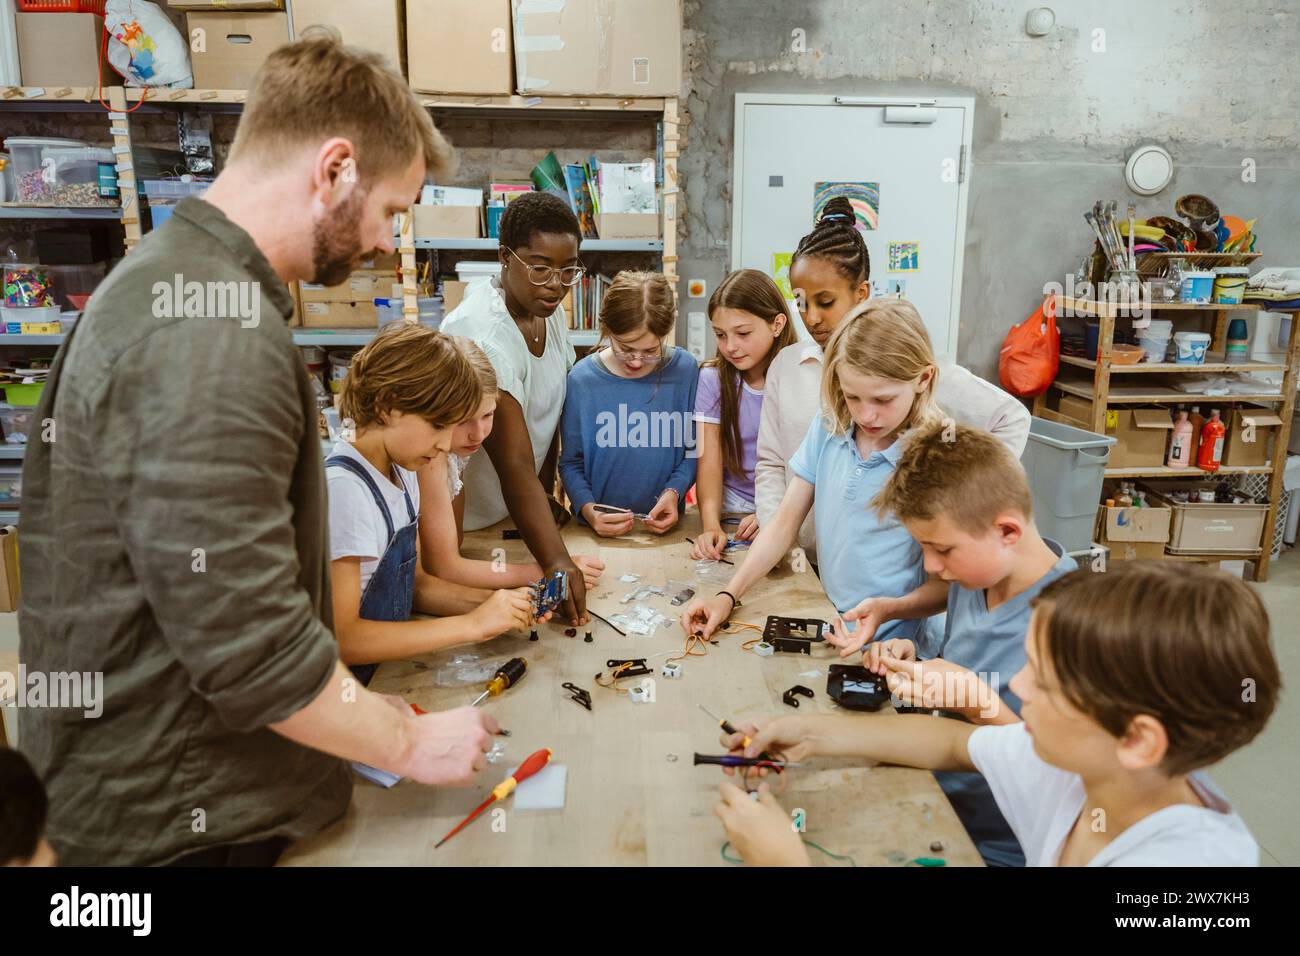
[559,271,699,537]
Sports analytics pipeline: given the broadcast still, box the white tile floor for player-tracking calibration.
[3,548,1298,864]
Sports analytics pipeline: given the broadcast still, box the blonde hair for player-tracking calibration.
[461,339,498,398]
[820,298,941,438]
[873,422,1031,533]
[231,35,454,183]
[705,269,796,479]
[340,324,481,429]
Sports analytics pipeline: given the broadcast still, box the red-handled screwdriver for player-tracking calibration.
[434,747,553,849]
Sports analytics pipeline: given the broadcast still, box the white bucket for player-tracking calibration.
[1173,331,1211,365]
[1137,333,1171,363]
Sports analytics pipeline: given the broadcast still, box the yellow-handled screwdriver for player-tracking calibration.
[472,657,528,707]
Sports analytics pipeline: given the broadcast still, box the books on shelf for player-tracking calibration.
[563,272,611,333]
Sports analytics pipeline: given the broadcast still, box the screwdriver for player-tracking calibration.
[434,747,552,849]
[472,657,527,707]
[699,704,782,765]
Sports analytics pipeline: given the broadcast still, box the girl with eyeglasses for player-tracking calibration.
[558,271,699,537]
[689,269,796,561]
[441,192,591,625]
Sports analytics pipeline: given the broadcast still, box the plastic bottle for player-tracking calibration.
[1197,409,1226,472]
[1115,482,1134,507]
[1167,410,1194,468]
[1189,406,1205,446]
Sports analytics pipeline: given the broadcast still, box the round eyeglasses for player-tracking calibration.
[507,248,586,287]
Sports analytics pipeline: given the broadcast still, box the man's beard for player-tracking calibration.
[310,190,367,287]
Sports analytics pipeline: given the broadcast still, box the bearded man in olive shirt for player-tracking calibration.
[17,37,499,866]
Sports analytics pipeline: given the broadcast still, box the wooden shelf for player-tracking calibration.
[1059,354,1286,375]
[1055,295,1279,318]
[1052,377,1284,404]
[126,88,247,106]
[0,86,104,107]
[1160,549,1264,562]
[1104,465,1273,479]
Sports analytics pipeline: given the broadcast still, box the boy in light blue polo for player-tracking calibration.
[866,423,1078,867]
[787,416,927,641]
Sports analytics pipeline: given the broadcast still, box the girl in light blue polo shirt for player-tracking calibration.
[679,298,939,645]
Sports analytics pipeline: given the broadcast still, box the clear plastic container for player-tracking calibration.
[41,146,118,207]
[0,468,21,504]
[2,137,86,203]
[0,404,34,444]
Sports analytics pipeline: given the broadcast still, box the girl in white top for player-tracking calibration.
[440,192,592,626]
[756,197,1031,560]
[417,340,605,591]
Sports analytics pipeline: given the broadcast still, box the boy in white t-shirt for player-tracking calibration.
[711,562,1278,866]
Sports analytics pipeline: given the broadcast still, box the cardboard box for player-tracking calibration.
[414,204,482,239]
[301,300,379,328]
[291,1,405,74]
[15,13,117,88]
[1143,482,1268,554]
[408,0,513,94]
[358,252,401,272]
[170,1,285,9]
[512,0,682,96]
[1223,408,1283,467]
[300,270,399,305]
[1059,396,1172,468]
[188,12,291,90]
[442,280,468,314]
[1096,504,1170,562]
[595,212,659,240]
[0,526,19,614]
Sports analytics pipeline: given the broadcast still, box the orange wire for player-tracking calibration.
[595,661,636,695]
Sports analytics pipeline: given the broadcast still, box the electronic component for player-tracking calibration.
[762,616,828,654]
[531,570,568,617]
[661,662,683,679]
[826,664,891,712]
[629,680,654,703]
[753,641,775,657]
[502,529,523,540]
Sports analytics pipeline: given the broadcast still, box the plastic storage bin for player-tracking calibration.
[1142,481,1268,554]
[40,146,118,206]
[3,137,86,203]
[1022,417,1117,553]
[142,178,212,230]
[0,404,34,444]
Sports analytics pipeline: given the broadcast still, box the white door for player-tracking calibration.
[732,96,972,360]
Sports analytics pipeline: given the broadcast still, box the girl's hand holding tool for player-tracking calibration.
[720,716,819,772]
[583,503,636,537]
[466,587,538,640]
[642,489,680,535]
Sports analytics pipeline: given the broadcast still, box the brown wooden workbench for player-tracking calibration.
[281,512,982,867]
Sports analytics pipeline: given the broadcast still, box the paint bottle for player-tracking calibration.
[1197,409,1226,472]
[1115,482,1133,507]
[1167,410,1194,468]
[1189,405,1205,445]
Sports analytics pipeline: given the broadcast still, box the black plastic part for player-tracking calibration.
[763,616,828,654]
[826,664,891,712]
[782,684,814,708]
[562,682,592,711]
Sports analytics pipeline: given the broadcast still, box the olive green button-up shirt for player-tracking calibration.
[18,198,352,866]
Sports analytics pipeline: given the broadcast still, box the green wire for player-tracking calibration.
[720,840,858,866]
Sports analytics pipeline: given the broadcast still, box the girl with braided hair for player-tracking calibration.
[754,198,1030,566]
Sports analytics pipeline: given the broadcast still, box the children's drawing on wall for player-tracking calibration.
[813,182,879,232]
[888,241,919,272]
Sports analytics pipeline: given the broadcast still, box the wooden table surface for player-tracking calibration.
[282,513,982,867]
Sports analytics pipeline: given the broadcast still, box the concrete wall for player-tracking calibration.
[679,0,1300,376]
